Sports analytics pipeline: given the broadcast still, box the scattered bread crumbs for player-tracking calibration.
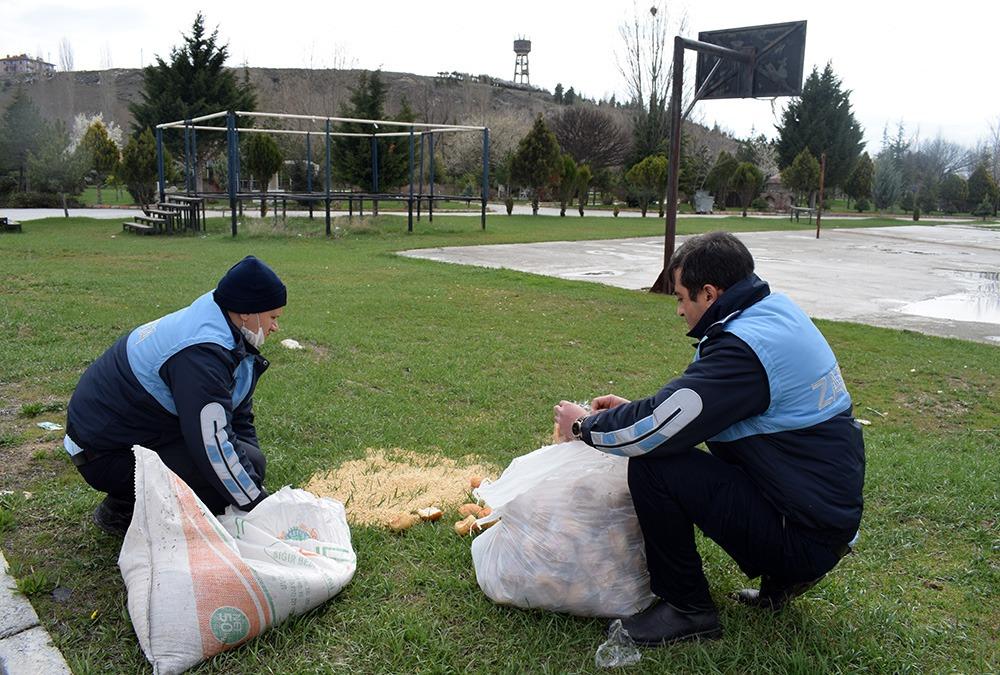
[304,448,496,527]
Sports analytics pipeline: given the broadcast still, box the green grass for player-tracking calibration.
[78,186,136,207]
[0,214,997,673]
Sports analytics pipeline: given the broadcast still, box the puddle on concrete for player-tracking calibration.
[900,270,1000,324]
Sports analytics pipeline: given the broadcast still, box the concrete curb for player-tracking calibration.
[0,549,72,674]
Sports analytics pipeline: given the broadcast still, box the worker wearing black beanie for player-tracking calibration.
[64,256,288,536]
[214,255,287,314]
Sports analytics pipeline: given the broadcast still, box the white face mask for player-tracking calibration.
[240,314,265,348]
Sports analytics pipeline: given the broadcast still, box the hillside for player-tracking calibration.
[0,67,737,169]
[0,68,566,131]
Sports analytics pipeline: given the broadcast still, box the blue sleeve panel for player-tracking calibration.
[582,333,770,457]
[160,344,266,509]
[581,330,864,537]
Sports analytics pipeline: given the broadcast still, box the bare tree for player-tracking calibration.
[550,106,630,169]
[616,2,679,110]
[439,110,532,184]
[58,37,74,71]
[616,2,689,166]
[987,116,1000,185]
[330,42,357,71]
[100,42,113,69]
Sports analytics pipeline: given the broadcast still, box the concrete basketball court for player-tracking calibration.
[401,225,1000,344]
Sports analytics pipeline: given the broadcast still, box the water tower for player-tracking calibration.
[513,37,531,85]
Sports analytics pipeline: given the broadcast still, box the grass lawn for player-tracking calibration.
[0,214,997,673]
[77,187,137,208]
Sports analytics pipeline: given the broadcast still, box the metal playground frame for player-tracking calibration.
[155,111,490,237]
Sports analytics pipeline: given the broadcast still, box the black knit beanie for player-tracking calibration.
[213,256,287,313]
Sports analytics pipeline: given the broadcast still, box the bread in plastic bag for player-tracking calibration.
[471,441,654,617]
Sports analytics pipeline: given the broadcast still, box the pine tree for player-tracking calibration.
[967,163,999,215]
[576,163,592,216]
[27,121,86,214]
[780,148,820,206]
[243,133,283,216]
[510,115,562,215]
[331,70,415,198]
[938,174,968,214]
[704,151,739,209]
[843,152,874,208]
[119,128,159,207]
[557,154,578,217]
[76,121,120,204]
[775,63,864,192]
[129,13,256,163]
[624,154,668,217]
[0,89,48,191]
[872,155,902,211]
[731,162,763,217]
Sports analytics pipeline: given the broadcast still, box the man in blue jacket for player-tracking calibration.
[555,231,864,645]
[64,256,286,536]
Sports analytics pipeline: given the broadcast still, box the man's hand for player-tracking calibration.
[553,400,588,441]
[591,394,630,412]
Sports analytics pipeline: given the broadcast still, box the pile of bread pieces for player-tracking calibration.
[386,475,497,536]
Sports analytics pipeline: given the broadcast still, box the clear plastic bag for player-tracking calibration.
[471,441,654,618]
[595,620,642,668]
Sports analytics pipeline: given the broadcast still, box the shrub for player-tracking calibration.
[504,195,514,215]
[972,196,993,221]
[750,196,769,211]
[855,197,870,212]
[2,191,81,208]
[613,204,620,217]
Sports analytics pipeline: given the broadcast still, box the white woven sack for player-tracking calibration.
[119,446,356,674]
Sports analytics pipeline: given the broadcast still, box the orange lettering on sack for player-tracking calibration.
[174,477,273,658]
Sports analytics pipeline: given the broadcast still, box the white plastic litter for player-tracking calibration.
[36,421,63,431]
[280,338,303,350]
[471,441,655,618]
[595,619,642,668]
[119,446,356,675]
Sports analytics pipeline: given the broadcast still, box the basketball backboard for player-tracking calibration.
[695,20,807,99]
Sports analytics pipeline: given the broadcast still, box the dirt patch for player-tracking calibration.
[303,448,496,527]
[0,439,66,491]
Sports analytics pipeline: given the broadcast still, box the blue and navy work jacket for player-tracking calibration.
[65,291,268,509]
[581,275,865,542]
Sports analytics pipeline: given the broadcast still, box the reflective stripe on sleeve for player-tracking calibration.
[199,401,260,506]
[590,388,704,457]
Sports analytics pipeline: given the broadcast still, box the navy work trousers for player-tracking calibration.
[77,443,266,515]
[627,447,846,610]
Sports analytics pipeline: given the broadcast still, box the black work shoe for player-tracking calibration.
[612,601,722,646]
[92,495,134,538]
[734,574,825,610]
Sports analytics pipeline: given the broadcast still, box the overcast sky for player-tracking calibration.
[2,0,996,151]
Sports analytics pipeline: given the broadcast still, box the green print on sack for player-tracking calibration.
[210,606,251,645]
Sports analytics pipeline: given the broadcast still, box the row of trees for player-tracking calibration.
[0,90,164,211]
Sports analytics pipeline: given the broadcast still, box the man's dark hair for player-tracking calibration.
[666,231,754,298]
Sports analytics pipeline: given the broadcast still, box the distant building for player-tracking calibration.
[1,54,56,76]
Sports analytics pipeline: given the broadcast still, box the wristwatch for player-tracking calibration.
[571,415,588,440]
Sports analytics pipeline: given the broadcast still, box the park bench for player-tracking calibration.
[789,205,815,224]
[122,214,166,235]
[0,216,22,233]
[164,195,206,231]
[144,207,179,232]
